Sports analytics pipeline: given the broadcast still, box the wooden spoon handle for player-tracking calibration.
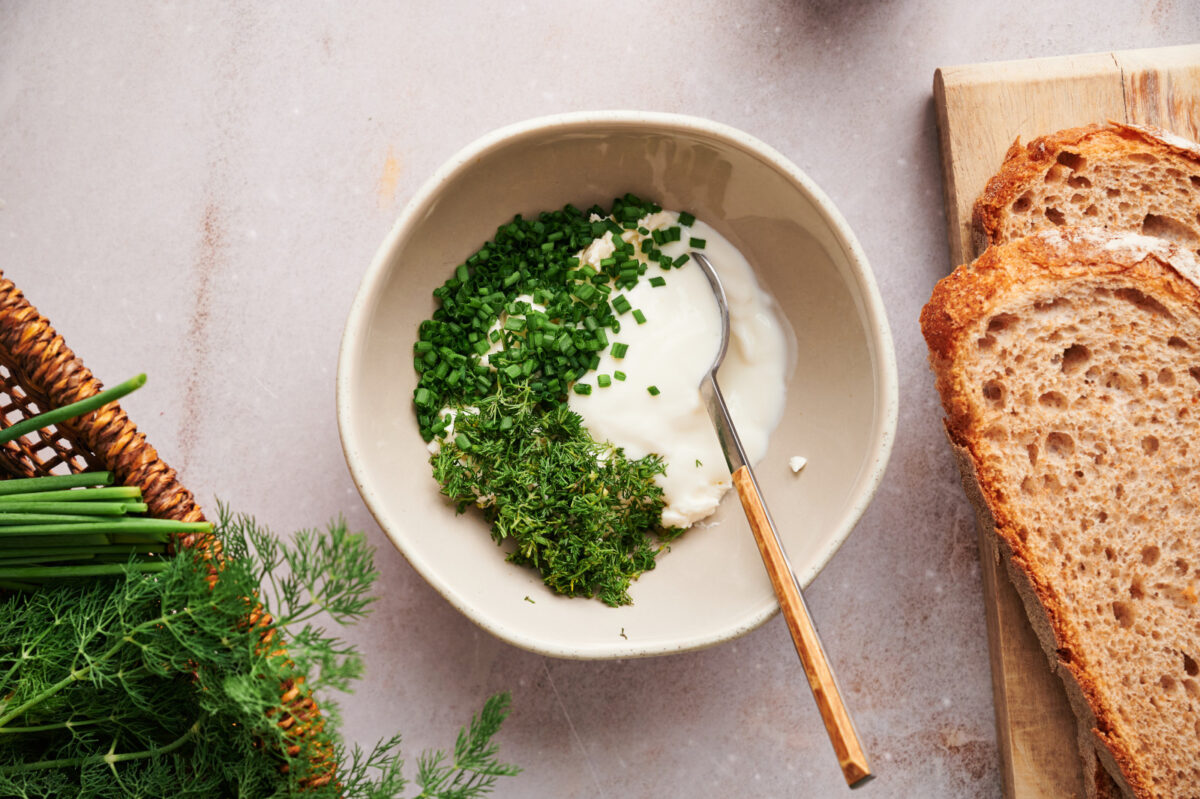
[731,465,873,788]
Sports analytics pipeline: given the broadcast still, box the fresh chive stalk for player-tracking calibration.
[0,562,170,579]
[0,513,142,526]
[0,471,114,496]
[0,519,210,536]
[0,486,142,503]
[0,375,146,446]
[0,501,146,516]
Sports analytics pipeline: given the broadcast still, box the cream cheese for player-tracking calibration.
[568,212,789,528]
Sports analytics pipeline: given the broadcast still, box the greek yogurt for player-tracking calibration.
[568,212,790,528]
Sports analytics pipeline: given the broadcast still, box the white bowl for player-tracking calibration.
[337,112,898,659]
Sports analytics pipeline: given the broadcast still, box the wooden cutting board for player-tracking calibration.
[932,44,1200,799]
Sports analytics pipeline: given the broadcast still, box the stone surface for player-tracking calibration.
[1,2,1196,796]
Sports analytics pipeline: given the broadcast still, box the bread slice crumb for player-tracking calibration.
[973,123,1200,260]
[922,227,1200,799]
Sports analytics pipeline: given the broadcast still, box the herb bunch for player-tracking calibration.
[0,506,518,798]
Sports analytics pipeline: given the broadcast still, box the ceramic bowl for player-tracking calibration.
[337,112,897,659]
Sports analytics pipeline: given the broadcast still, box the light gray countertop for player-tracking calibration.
[2,2,1196,796]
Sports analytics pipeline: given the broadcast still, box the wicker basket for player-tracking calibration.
[0,269,334,786]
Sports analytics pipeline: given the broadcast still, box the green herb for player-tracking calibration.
[0,474,207,577]
[414,196,703,606]
[410,195,663,437]
[688,237,706,249]
[0,472,114,496]
[677,211,696,227]
[0,375,146,447]
[647,385,661,396]
[432,384,679,606]
[648,276,666,288]
[0,507,518,797]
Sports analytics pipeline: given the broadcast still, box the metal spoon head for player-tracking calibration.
[690,251,747,473]
[690,251,731,378]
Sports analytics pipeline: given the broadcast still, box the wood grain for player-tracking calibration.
[932,44,1200,799]
[730,466,871,788]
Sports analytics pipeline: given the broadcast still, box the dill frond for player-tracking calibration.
[433,384,675,606]
[0,508,518,797]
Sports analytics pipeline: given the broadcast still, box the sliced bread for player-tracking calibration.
[972,123,1200,257]
[921,227,1200,799]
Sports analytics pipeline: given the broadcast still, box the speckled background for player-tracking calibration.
[1,2,1196,796]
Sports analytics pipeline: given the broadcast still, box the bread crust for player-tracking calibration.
[922,228,1200,799]
[971,123,1200,254]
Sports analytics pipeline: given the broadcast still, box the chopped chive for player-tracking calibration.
[573,382,592,395]
[611,295,632,315]
[597,374,612,388]
[647,385,660,396]
[614,371,626,381]
[678,211,696,226]
[649,276,667,287]
[632,309,647,325]
[672,254,690,267]
[610,342,629,359]
[689,237,706,248]
[455,433,471,450]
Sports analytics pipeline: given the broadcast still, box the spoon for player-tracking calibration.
[691,251,873,789]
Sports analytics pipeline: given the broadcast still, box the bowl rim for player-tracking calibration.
[336,110,899,659]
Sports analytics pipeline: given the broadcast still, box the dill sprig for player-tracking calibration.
[433,384,679,607]
[0,506,519,797]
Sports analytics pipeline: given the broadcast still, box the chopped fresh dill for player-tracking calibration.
[432,384,680,607]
